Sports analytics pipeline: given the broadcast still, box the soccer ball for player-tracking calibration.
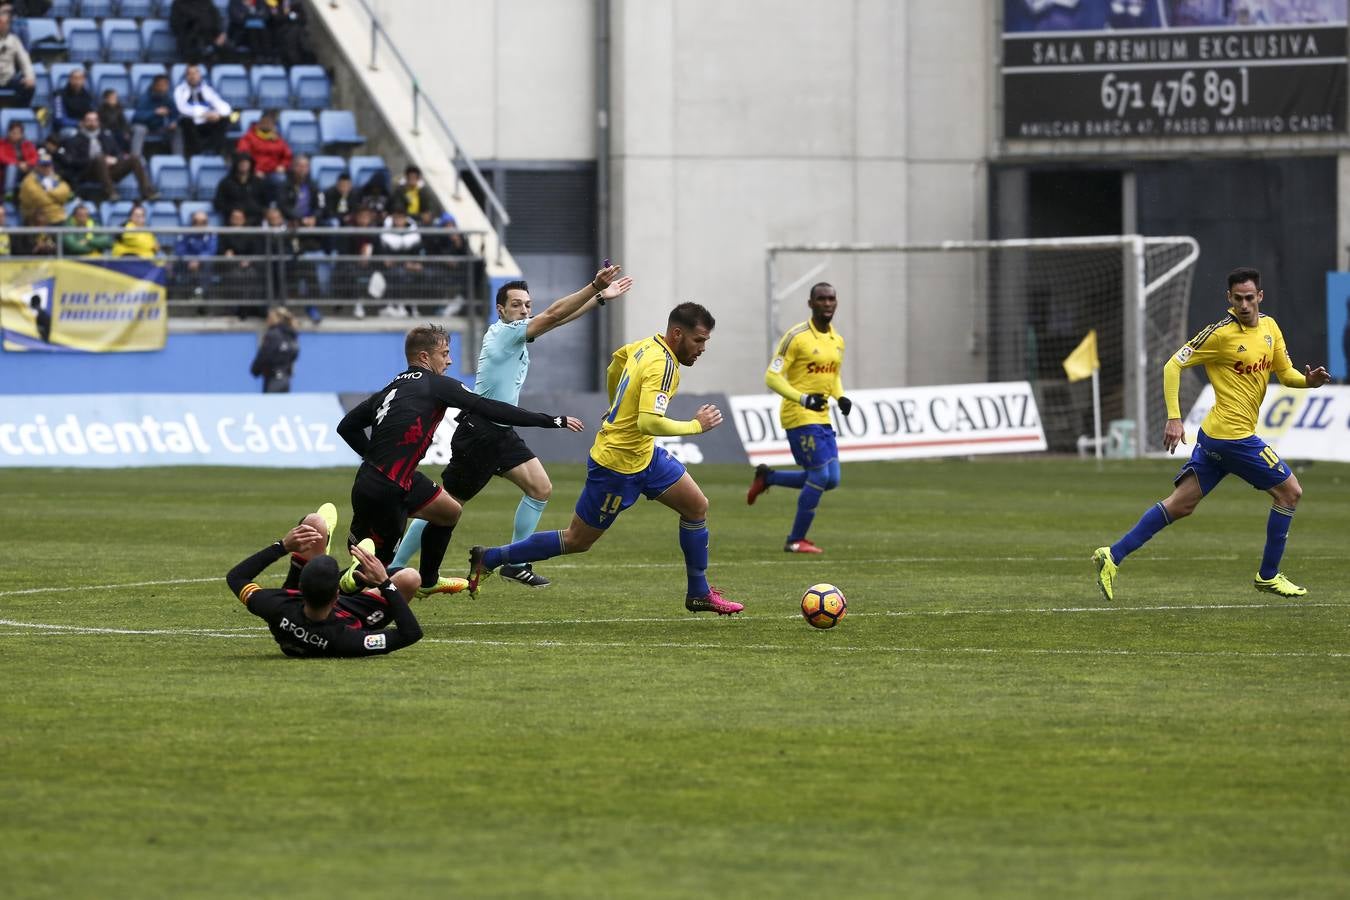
[800,583,847,629]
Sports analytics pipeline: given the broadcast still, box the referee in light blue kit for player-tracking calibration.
[391,263,634,587]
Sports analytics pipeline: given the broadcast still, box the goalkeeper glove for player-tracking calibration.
[837,396,853,416]
[800,393,827,411]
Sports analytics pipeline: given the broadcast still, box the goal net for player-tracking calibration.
[765,236,1201,455]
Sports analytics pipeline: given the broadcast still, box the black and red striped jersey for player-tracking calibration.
[337,365,565,489]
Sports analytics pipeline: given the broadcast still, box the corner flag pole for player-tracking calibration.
[1091,365,1103,463]
[1062,329,1102,464]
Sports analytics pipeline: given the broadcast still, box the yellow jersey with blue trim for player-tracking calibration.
[591,334,681,474]
[1172,311,1296,439]
[769,320,845,430]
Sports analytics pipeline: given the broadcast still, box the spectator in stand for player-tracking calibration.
[320,170,355,227]
[235,108,291,197]
[249,305,299,393]
[171,0,228,62]
[132,75,184,158]
[18,150,70,226]
[357,168,390,216]
[0,119,36,189]
[227,0,273,60]
[111,203,160,258]
[98,89,133,150]
[214,152,267,223]
[61,203,112,256]
[23,208,56,254]
[175,64,232,158]
[0,10,35,109]
[0,205,10,255]
[173,208,218,306]
[261,203,292,300]
[422,209,471,315]
[53,67,96,135]
[377,200,424,317]
[341,203,378,317]
[271,0,313,67]
[280,154,325,321]
[64,110,157,202]
[219,205,264,316]
[397,165,442,225]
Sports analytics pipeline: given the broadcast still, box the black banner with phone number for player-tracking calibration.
[1003,26,1348,139]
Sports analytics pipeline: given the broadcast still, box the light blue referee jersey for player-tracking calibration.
[474,318,531,425]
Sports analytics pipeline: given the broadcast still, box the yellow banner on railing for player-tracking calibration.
[0,259,167,353]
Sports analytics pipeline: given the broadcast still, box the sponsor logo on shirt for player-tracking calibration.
[1232,355,1270,376]
[654,393,669,412]
[364,634,387,650]
[805,362,839,375]
[1175,346,1193,364]
[769,357,785,373]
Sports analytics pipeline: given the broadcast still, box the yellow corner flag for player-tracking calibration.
[1062,329,1099,382]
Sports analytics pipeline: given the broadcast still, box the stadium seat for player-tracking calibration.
[189,154,227,200]
[250,65,290,109]
[142,19,176,64]
[102,19,143,64]
[90,63,131,102]
[289,65,331,110]
[230,107,260,140]
[279,109,319,156]
[310,154,345,192]
[130,62,167,101]
[101,199,134,226]
[149,199,178,228]
[0,109,40,145]
[149,156,190,200]
[318,109,365,149]
[50,62,87,92]
[209,63,250,109]
[82,0,117,16]
[24,19,67,56]
[62,19,102,64]
[32,63,51,109]
[50,0,78,16]
[177,200,218,226]
[349,155,388,191]
[119,0,158,17]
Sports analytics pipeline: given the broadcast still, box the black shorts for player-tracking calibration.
[442,413,537,502]
[349,464,443,563]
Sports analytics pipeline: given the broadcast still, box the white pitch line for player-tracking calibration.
[0,577,220,597]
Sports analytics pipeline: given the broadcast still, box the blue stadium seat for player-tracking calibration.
[149,199,178,228]
[0,109,40,145]
[90,63,131,102]
[250,65,289,109]
[310,154,345,192]
[32,63,51,109]
[177,200,217,226]
[209,63,249,109]
[101,199,134,226]
[102,19,143,64]
[63,19,102,64]
[82,0,117,16]
[230,107,260,140]
[348,155,388,191]
[141,19,176,64]
[189,154,227,200]
[50,62,87,91]
[288,65,330,110]
[118,0,158,17]
[318,109,365,149]
[25,19,66,55]
[50,0,78,16]
[130,62,167,101]
[149,156,190,200]
[279,109,319,156]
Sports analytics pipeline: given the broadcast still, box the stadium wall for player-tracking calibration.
[0,332,468,396]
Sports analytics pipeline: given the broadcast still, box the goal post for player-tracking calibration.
[765,236,1201,457]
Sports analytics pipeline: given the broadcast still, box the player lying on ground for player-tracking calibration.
[1094,266,1331,601]
[226,504,425,658]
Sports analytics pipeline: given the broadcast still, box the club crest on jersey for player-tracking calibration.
[364,634,387,650]
[654,393,669,412]
[1265,335,1273,348]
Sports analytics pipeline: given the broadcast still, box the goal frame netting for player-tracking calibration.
[765,235,1201,458]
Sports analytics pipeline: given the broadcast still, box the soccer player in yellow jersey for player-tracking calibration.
[1094,267,1331,601]
[746,282,854,553]
[468,302,743,615]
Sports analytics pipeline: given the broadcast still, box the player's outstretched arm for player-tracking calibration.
[636,404,721,436]
[225,524,322,597]
[433,375,576,430]
[527,265,632,339]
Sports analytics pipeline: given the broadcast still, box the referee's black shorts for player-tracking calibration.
[349,465,443,563]
[443,412,538,502]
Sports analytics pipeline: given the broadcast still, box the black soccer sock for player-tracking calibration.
[418,523,454,588]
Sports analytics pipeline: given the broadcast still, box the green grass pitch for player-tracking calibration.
[2,458,1347,898]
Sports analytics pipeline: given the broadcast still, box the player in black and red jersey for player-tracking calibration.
[337,324,584,597]
[226,514,424,659]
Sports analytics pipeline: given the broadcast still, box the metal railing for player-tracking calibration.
[348,0,512,263]
[3,225,488,325]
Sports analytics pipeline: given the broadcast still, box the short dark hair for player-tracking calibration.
[669,302,715,331]
[1227,267,1261,290]
[405,164,422,177]
[405,324,447,361]
[336,170,351,182]
[809,281,835,299]
[298,555,340,606]
[495,280,528,309]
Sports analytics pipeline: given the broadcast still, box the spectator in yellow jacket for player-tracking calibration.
[111,203,161,258]
[17,151,71,226]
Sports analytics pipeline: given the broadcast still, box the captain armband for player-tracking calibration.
[239,583,261,605]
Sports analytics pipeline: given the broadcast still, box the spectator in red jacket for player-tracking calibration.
[235,108,291,180]
[0,119,36,189]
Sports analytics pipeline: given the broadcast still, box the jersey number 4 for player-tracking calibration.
[375,389,398,424]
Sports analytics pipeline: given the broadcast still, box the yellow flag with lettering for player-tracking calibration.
[1062,329,1099,382]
